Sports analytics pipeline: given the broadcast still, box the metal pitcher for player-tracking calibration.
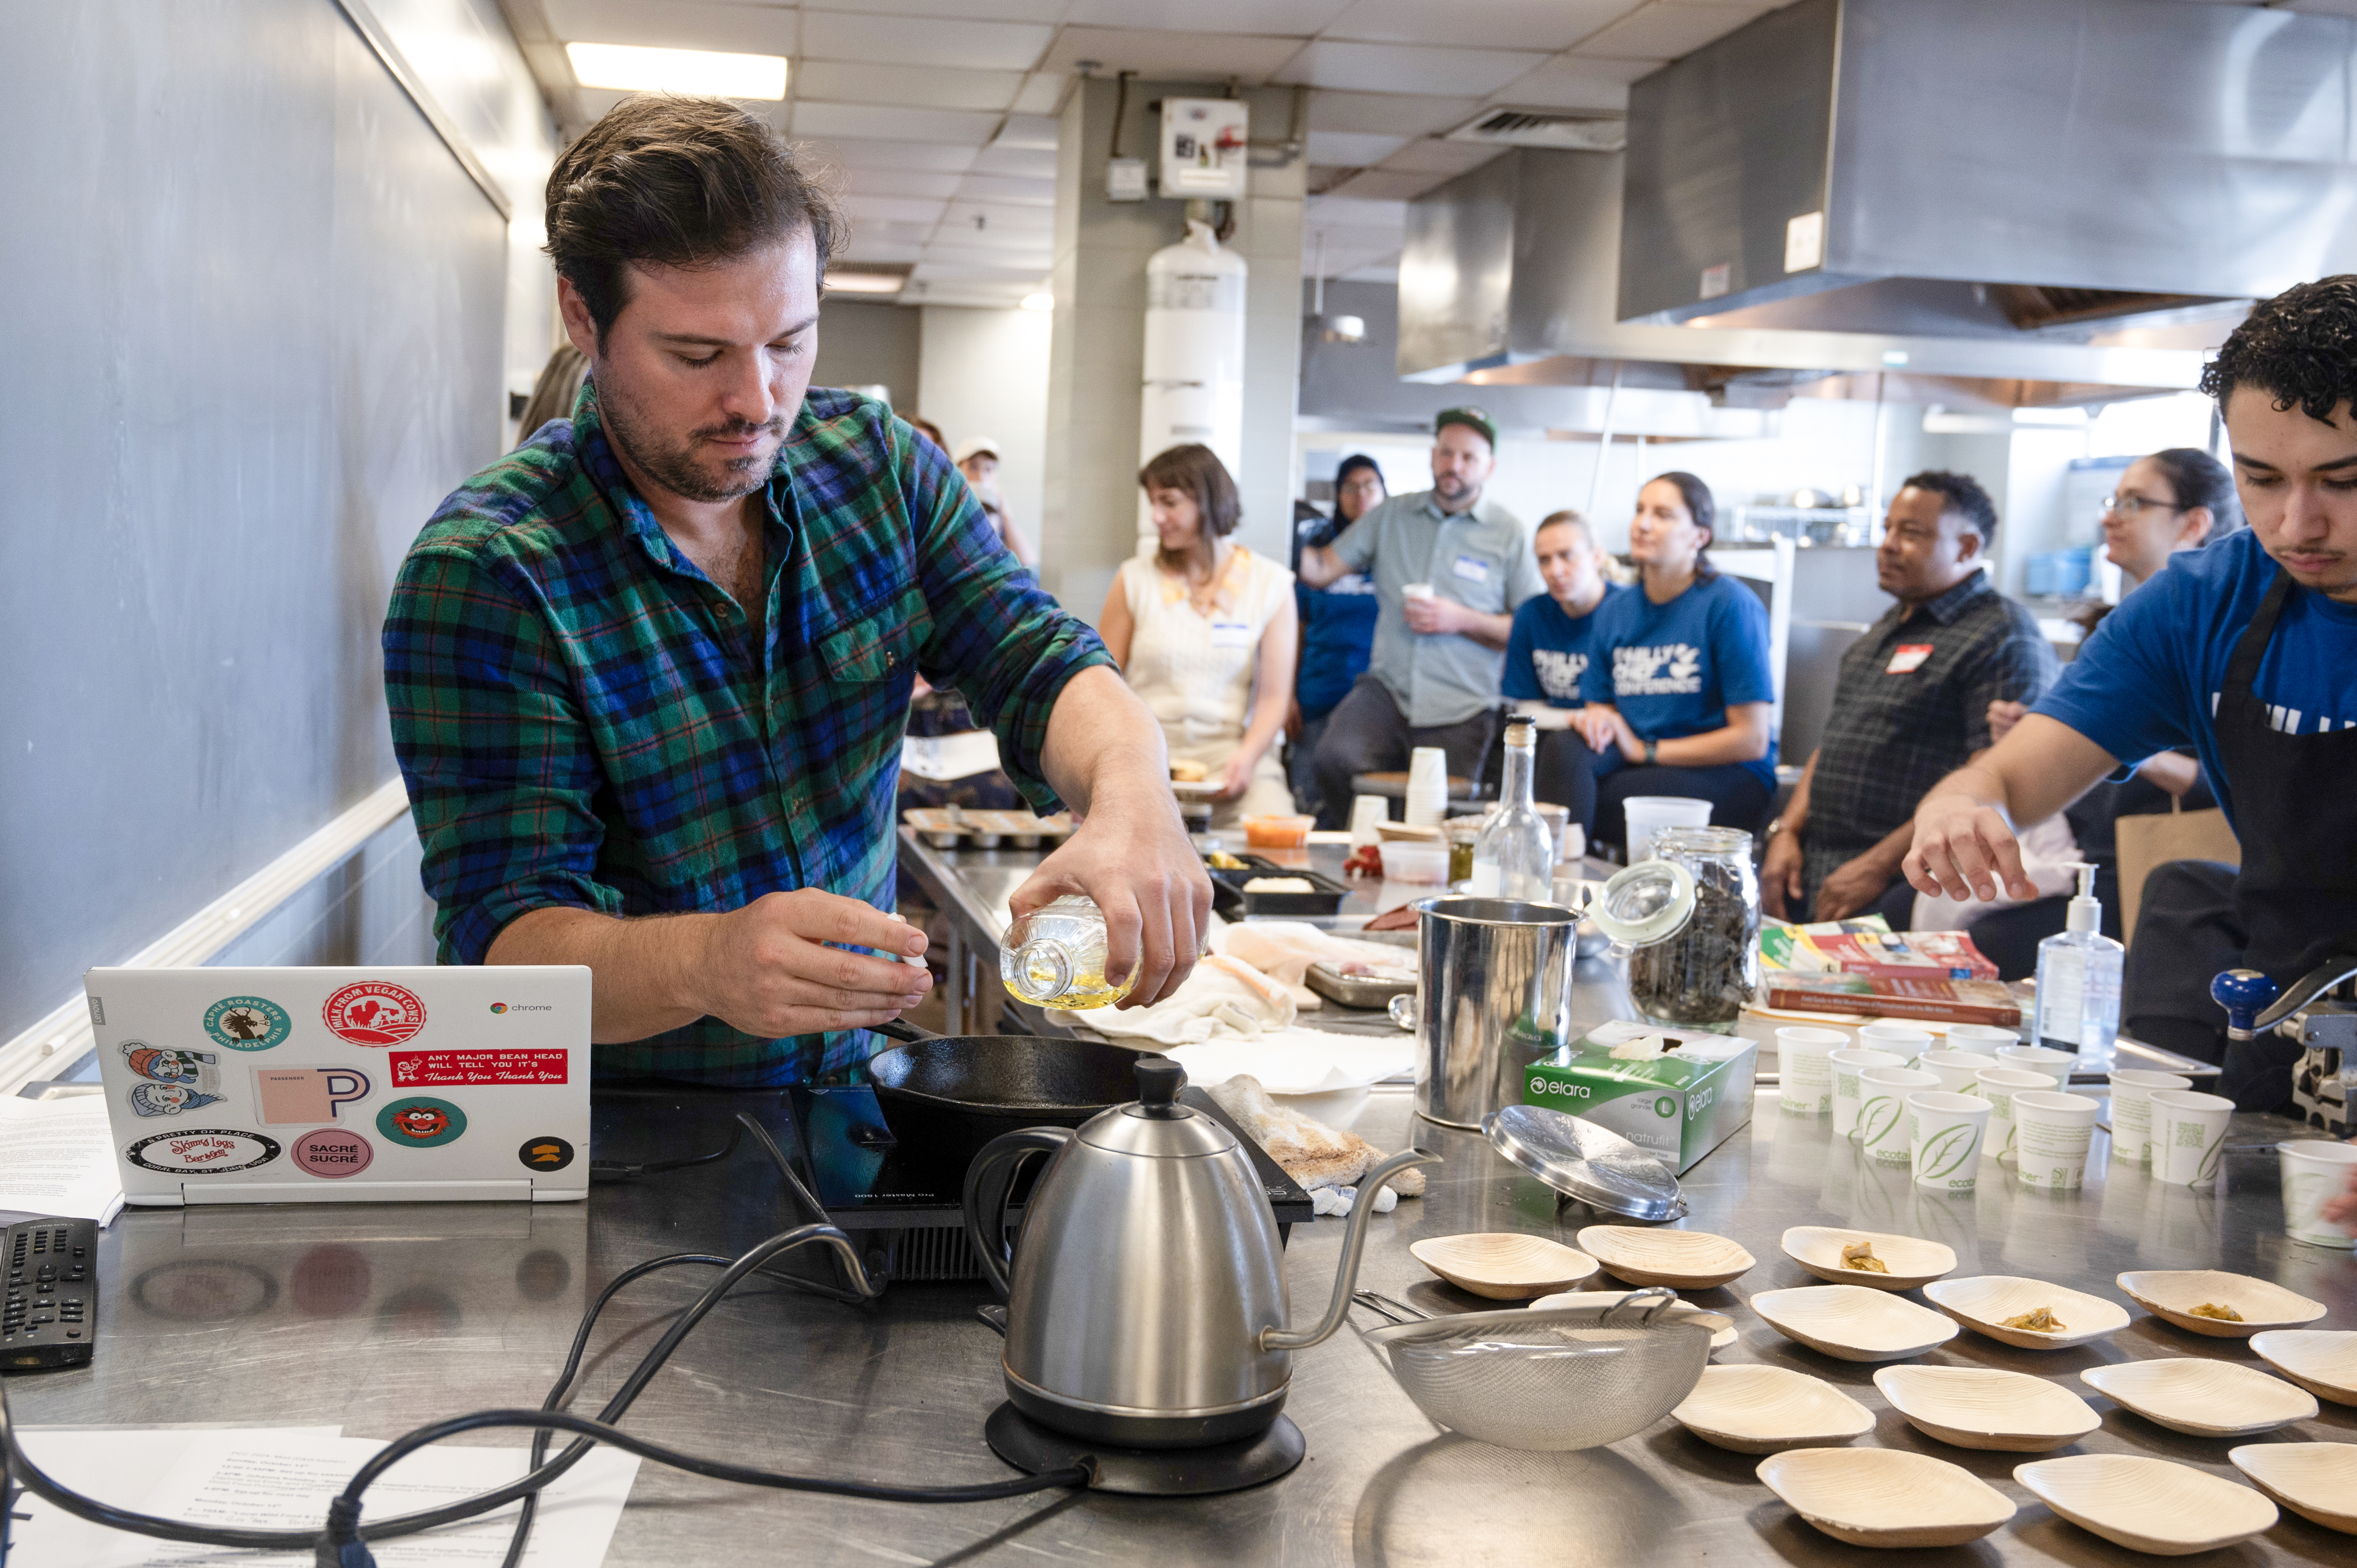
[1412,895,1579,1129]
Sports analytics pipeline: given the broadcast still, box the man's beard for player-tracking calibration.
[598,376,783,504]
[1434,473,1474,504]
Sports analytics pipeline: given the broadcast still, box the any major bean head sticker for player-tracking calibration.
[206,996,291,1051]
[324,983,427,1047]
[127,1128,283,1174]
[376,1096,466,1148]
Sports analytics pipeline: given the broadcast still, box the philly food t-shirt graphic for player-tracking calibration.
[1614,643,1703,696]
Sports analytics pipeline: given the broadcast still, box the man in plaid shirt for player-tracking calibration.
[384,97,1208,1086]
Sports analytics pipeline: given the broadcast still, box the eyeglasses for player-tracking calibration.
[2101,493,2186,519]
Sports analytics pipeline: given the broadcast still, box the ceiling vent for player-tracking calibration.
[1447,109,1626,152]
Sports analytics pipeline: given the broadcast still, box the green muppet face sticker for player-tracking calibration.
[205,996,291,1051]
[376,1097,467,1149]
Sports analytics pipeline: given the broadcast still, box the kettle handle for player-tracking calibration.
[961,1126,1075,1299]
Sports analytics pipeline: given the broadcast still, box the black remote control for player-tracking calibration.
[1,1217,95,1371]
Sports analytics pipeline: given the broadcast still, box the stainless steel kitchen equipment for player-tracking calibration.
[1483,1103,1688,1222]
[961,1056,1436,1475]
[2215,963,2357,1136]
[1411,896,1581,1129]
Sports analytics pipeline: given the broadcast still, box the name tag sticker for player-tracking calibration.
[1452,554,1492,586]
[1209,619,1253,649]
[1887,643,1934,674]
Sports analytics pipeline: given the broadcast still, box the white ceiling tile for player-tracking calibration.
[832,240,927,263]
[1486,53,1653,110]
[1039,26,1307,82]
[994,114,1060,149]
[1379,138,1507,175]
[791,101,1004,143]
[1325,0,1641,52]
[842,193,950,224]
[800,10,1051,70]
[1064,0,1352,30]
[940,199,1055,232]
[1009,71,1066,115]
[970,143,1058,177]
[842,220,938,246]
[2284,0,2357,14]
[915,246,1052,272]
[796,61,1024,111]
[1305,194,1410,228]
[835,167,966,199]
[1306,130,1408,166]
[809,0,1067,18]
[544,0,796,54]
[956,172,1058,204]
[1338,261,1400,283]
[1306,90,1481,136]
[793,136,981,171]
[1275,40,1550,96]
[1574,2,1766,61]
[1324,166,1454,201]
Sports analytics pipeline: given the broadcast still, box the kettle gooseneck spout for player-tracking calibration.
[1260,1148,1443,1353]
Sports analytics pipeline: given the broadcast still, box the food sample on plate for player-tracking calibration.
[2192,1301,2245,1322]
[1170,759,1208,783]
[2002,1306,2067,1332]
[1206,850,1251,870]
[1206,1073,1428,1209]
[1843,1241,1889,1275]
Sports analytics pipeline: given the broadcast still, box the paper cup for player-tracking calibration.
[1996,1044,2074,1091]
[1908,1091,1991,1192]
[1856,1024,1933,1063]
[1405,747,1449,827]
[1620,796,1713,861]
[1401,582,1436,600]
[2013,1089,2100,1190]
[1975,1068,2053,1165]
[2108,1069,2192,1166]
[2278,1139,2357,1249]
[1830,1048,1904,1137]
[1944,1022,2020,1052]
[1857,1066,1940,1165]
[1919,1049,2000,1096]
[1348,793,1391,848]
[1776,1027,1850,1115]
[2149,1088,2234,1188]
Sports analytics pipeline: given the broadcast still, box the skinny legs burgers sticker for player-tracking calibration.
[127,1129,283,1174]
[324,982,427,1046]
[376,1097,466,1148]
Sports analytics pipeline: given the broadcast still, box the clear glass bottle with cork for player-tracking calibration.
[1470,717,1555,900]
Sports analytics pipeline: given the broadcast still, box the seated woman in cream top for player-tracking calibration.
[1099,443,1299,830]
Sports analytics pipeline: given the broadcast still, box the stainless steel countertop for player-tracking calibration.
[14,1083,2350,1565]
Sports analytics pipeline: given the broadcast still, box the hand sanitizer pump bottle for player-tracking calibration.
[2033,862,2123,1057]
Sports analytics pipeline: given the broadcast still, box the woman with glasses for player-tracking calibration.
[2100,447,2242,587]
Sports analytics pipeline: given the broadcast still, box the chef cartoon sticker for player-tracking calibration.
[205,996,292,1052]
[375,1096,466,1148]
[323,982,427,1047]
[121,1043,221,1089]
[128,1082,230,1118]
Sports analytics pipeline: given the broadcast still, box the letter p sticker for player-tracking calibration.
[252,1067,374,1125]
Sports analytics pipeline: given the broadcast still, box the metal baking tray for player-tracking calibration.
[1304,961,1416,1010]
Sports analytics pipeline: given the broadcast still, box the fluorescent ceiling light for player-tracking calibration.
[565,42,788,101]
[1020,291,1054,312]
[828,272,905,295]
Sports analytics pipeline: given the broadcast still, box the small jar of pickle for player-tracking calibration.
[1002,895,1138,1010]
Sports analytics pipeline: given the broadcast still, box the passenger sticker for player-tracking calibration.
[291,1127,375,1179]
[323,982,427,1047]
[1886,644,1934,674]
[252,1067,373,1125]
[205,996,292,1052]
[127,1083,230,1118]
[376,1096,466,1148]
[126,1128,283,1174]
[391,1049,569,1088]
[122,1043,221,1092]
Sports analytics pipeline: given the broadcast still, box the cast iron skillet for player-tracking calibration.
[864,1018,1146,1176]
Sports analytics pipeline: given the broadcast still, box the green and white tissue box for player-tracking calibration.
[1519,1020,1758,1174]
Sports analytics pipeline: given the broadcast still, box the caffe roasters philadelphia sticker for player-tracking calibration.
[323,982,427,1046]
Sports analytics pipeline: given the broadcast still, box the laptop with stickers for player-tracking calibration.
[84,966,591,1206]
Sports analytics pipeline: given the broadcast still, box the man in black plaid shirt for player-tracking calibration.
[1762,472,2057,923]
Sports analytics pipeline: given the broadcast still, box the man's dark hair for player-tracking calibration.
[2146,447,2243,543]
[2199,274,2357,424]
[545,95,844,347]
[1898,469,2000,544]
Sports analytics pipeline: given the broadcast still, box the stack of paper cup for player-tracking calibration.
[1976,1068,2053,1165]
[1347,793,1391,849]
[2149,1088,2235,1188]
[2013,1090,2100,1190]
[1830,1048,1903,1137]
[2107,1069,2192,1166]
[1620,796,1712,861]
[1405,747,1449,828]
[1857,1024,1933,1063]
[2279,1139,2357,1249]
[1919,1049,2000,1095]
[1858,1065,1941,1165]
[1908,1091,1991,1192]
[1996,1044,2074,1091]
[1945,1022,2021,1053]
[1776,1028,1850,1115]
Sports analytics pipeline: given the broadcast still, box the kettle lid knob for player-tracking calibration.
[1134,1055,1187,1118]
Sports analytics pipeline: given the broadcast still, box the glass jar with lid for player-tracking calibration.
[1002,894,1138,1010]
[1598,826,1759,1027]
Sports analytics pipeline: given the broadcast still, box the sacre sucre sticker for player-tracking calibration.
[323,982,427,1046]
[127,1128,283,1175]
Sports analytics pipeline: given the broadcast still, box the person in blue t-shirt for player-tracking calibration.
[1573,472,1778,851]
[1504,509,1631,837]
[1907,276,2357,1124]
[1286,454,1385,818]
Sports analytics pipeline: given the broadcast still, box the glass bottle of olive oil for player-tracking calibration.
[1002,895,1138,1010]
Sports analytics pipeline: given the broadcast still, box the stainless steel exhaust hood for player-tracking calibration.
[1620,0,2357,335]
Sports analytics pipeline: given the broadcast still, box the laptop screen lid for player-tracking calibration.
[86,966,590,1206]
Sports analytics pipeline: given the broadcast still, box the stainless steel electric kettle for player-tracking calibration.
[962,1056,1438,1448]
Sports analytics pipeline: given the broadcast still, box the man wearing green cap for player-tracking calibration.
[1299,408,1541,823]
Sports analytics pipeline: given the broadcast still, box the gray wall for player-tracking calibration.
[0,0,507,1044]
[813,299,923,409]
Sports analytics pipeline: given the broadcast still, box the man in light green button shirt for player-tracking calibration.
[1300,408,1543,823]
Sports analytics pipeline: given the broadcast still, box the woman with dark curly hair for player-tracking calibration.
[1906,275,2357,1120]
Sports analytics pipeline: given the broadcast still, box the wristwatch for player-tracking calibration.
[1644,738,1659,766]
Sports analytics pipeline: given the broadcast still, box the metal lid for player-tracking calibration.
[1585,860,1696,948]
[1482,1103,1687,1221]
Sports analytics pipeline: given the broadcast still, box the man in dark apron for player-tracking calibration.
[1900,275,2357,1113]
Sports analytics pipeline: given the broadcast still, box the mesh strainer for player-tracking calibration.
[1355,1287,1712,1451]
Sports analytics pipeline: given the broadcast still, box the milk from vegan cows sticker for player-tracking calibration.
[206,996,291,1051]
[127,1128,283,1174]
[291,1127,375,1179]
[376,1097,466,1148]
[324,982,427,1046]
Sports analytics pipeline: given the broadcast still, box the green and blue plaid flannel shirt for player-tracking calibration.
[384,380,1110,1085]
